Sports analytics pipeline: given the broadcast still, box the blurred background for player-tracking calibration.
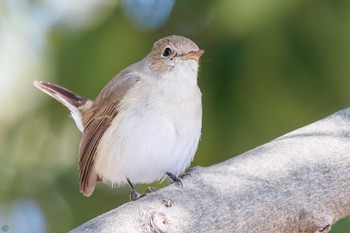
[1,0,350,232]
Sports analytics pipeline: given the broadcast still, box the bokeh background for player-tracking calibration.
[1,0,350,232]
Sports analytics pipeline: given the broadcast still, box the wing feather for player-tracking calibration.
[78,71,141,196]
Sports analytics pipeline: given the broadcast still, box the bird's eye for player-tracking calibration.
[162,47,172,57]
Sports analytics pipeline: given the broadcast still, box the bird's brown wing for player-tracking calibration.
[79,71,141,196]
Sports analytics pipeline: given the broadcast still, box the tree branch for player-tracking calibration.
[70,108,350,233]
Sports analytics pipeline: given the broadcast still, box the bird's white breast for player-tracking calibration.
[94,65,202,186]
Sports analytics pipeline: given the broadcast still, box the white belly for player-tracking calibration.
[94,75,202,186]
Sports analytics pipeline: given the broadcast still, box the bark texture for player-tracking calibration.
[70,108,350,233]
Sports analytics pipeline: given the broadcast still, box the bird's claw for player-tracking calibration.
[179,172,191,179]
[145,187,157,194]
[130,190,141,201]
[130,187,157,201]
[166,172,183,188]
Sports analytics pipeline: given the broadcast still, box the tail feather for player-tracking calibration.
[34,81,87,106]
[80,172,99,197]
[34,81,91,132]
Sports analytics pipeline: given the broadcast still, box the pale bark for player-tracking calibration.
[70,108,350,233]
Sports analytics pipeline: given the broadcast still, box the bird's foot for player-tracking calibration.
[144,186,157,194]
[179,172,191,179]
[166,172,183,188]
[130,190,141,201]
[130,187,157,201]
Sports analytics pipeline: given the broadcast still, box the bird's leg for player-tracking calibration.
[127,179,141,201]
[127,179,157,201]
[166,172,183,188]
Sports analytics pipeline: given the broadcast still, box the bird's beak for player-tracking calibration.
[181,49,205,62]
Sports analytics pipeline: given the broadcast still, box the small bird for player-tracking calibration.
[34,35,204,200]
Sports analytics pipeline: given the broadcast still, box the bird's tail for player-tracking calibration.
[33,81,92,132]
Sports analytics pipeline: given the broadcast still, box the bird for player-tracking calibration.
[34,35,204,200]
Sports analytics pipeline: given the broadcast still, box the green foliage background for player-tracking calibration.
[1,0,350,232]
